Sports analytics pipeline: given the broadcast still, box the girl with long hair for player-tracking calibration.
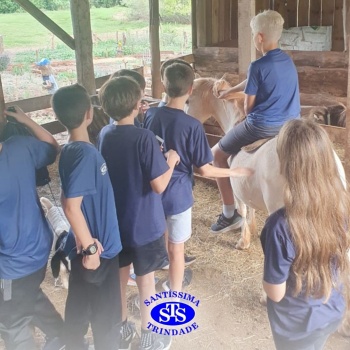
[261,118,350,349]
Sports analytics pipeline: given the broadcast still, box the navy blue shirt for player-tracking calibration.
[0,136,56,279]
[145,106,213,215]
[261,208,345,341]
[59,142,122,259]
[98,125,169,248]
[245,49,300,127]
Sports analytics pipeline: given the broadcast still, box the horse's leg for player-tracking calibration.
[235,201,251,250]
[247,208,257,237]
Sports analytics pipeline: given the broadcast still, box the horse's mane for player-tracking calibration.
[193,77,232,100]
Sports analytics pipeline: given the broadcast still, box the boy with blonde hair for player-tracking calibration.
[211,10,300,233]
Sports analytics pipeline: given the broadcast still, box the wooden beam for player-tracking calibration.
[333,0,344,51]
[70,0,96,95]
[211,0,220,44]
[196,0,207,47]
[5,95,51,113]
[191,0,198,49]
[298,0,309,26]
[322,0,335,26]
[231,0,238,44]
[309,0,321,26]
[149,0,162,99]
[286,0,297,27]
[238,0,256,81]
[206,0,213,46]
[285,50,347,68]
[223,0,231,42]
[13,0,75,50]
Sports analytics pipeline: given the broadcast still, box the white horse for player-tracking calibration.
[186,77,346,250]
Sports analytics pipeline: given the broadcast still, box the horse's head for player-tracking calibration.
[186,77,245,134]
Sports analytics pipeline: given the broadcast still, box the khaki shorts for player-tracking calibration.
[166,207,192,244]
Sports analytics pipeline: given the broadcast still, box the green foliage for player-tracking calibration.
[0,0,20,14]
[0,54,10,71]
[90,0,126,8]
[160,0,191,24]
[124,0,191,24]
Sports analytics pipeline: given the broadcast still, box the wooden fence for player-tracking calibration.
[194,0,346,50]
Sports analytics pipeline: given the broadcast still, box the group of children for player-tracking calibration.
[1,8,350,350]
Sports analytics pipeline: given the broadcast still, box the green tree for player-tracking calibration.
[90,0,125,8]
[0,0,20,14]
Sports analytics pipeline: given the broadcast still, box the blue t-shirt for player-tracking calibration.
[97,125,169,248]
[0,136,56,279]
[245,49,300,127]
[260,208,345,341]
[109,115,143,128]
[59,142,122,259]
[145,106,213,215]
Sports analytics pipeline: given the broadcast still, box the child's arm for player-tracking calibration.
[61,194,104,270]
[4,106,59,151]
[150,149,180,194]
[219,79,247,99]
[196,163,253,178]
[263,280,286,303]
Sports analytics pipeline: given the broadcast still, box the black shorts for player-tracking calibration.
[219,119,281,156]
[119,235,168,276]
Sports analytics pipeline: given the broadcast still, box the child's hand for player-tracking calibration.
[83,253,101,270]
[229,167,254,177]
[218,89,230,99]
[82,239,104,270]
[165,149,180,166]
[4,106,29,124]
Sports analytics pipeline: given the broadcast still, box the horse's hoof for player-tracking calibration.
[235,239,250,250]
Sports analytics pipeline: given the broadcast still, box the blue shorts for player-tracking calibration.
[218,120,281,156]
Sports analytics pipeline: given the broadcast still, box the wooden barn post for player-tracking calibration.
[196,0,207,47]
[70,0,96,95]
[191,0,197,49]
[149,0,162,99]
[238,0,256,82]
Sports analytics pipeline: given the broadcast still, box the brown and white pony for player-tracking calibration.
[186,77,346,250]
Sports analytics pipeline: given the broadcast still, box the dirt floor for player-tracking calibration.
[1,146,350,350]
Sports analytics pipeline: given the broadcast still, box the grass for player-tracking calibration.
[0,6,148,48]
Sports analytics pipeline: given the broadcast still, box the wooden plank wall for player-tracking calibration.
[198,0,345,51]
[193,46,348,102]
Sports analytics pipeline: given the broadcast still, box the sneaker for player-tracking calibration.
[210,210,243,233]
[162,254,197,270]
[128,273,137,286]
[139,333,172,350]
[152,334,172,350]
[119,321,136,350]
[162,268,193,291]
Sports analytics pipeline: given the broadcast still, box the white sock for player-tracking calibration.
[223,204,235,218]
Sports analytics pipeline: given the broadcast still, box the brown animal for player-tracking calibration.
[305,103,346,127]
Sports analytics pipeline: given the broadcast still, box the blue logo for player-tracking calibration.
[151,302,195,326]
[144,291,200,336]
